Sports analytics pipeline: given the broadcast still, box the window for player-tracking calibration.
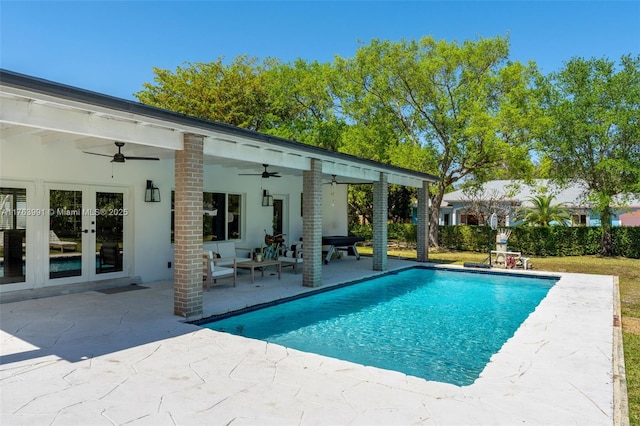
[443,213,450,226]
[571,214,587,226]
[0,187,27,284]
[171,191,242,242]
[203,192,225,241]
[227,194,241,239]
[460,214,479,225]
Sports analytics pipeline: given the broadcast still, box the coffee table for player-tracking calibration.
[237,259,281,284]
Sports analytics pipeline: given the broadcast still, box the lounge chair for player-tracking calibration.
[49,230,78,252]
[203,250,237,290]
[278,241,303,273]
[210,242,252,267]
[99,242,122,272]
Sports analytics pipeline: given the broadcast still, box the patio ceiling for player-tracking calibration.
[1,70,439,188]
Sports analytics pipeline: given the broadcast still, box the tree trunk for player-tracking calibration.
[429,207,439,247]
[429,192,445,247]
[600,206,613,257]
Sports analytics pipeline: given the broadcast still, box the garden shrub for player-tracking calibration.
[348,224,373,240]
[348,224,639,258]
[612,226,640,258]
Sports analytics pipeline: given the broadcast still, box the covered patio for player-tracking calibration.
[0,69,438,321]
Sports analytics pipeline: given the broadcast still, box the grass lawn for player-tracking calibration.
[359,246,640,424]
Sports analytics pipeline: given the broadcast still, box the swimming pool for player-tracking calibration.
[200,267,557,386]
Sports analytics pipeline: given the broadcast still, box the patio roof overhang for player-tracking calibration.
[0,69,439,188]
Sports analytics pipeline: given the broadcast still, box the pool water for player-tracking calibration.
[202,267,557,386]
[0,257,116,278]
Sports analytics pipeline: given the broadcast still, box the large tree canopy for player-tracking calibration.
[536,55,640,255]
[136,56,347,151]
[135,56,285,130]
[331,36,539,244]
[135,36,544,245]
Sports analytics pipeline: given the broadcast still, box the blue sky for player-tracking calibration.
[1,1,638,100]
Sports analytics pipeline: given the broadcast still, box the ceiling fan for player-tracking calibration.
[83,142,160,163]
[239,164,281,178]
[324,175,349,186]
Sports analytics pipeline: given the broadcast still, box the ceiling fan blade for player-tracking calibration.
[239,164,280,178]
[123,156,160,161]
[83,151,114,158]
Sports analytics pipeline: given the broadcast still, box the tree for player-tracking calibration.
[388,185,414,223]
[136,57,346,150]
[332,36,539,245]
[513,195,572,227]
[347,184,373,226]
[135,56,283,131]
[134,39,543,240]
[536,55,640,255]
[458,184,517,226]
[262,59,345,150]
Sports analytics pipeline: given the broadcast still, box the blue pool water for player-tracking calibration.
[0,257,81,274]
[201,267,557,386]
[0,257,113,276]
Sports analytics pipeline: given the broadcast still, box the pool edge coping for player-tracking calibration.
[613,275,630,426]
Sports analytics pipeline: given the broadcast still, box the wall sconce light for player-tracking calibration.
[145,180,161,202]
[262,189,273,206]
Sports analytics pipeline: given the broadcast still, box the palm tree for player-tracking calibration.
[513,195,572,227]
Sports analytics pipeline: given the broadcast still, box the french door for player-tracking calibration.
[272,195,289,242]
[47,184,129,284]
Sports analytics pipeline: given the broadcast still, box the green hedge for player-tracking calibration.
[612,226,640,259]
[506,226,640,258]
[350,223,418,246]
[438,225,494,252]
[348,224,640,258]
[349,224,374,240]
[506,226,602,256]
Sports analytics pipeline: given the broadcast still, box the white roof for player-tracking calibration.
[442,179,640,208]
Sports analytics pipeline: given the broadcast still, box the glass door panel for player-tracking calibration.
[49,189,83,279]
[95,192,124,274]
[272,199,283,236]
[47,185,128,284]
[0,187,27,284]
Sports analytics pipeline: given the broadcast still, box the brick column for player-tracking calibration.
[417,181,430,262]
[173,133,204,319]
[302,158,322,287]
[372,173,388,271]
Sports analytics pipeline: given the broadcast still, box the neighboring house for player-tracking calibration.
[0,70,438,319]
[620,211,640,227]
[439,179,640,227]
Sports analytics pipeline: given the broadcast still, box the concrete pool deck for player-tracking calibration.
[0,258,627,425]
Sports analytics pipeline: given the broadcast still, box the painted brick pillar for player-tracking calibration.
[302,158,322,287]
[372,173,388,271]
[173,133,204,319]
[417,180,430,262]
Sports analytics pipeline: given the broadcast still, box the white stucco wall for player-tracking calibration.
[201,166,304,253]
[1,135,177,288]
[2,135,353,292]
[322,184,348,236]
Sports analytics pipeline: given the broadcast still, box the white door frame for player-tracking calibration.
[45,183,132,286]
